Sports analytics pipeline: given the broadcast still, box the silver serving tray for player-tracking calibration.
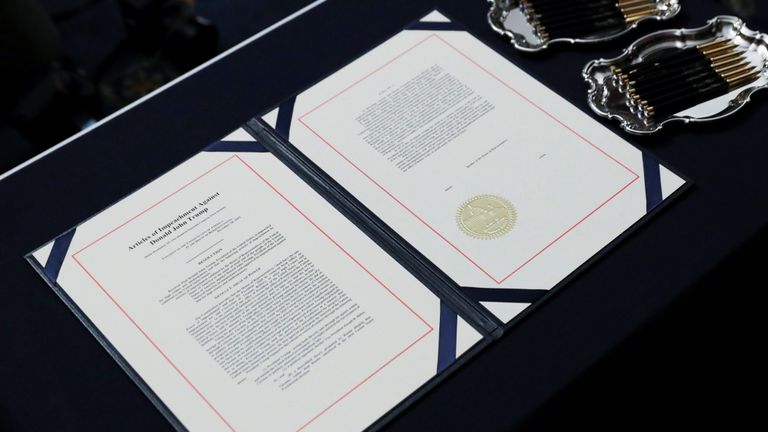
[583,16,768,135]
[487,0,681,52]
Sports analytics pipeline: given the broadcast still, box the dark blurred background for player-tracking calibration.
[0,0,316,173]
[0,0,765,430]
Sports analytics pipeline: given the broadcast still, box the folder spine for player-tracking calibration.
[244,118,503,337]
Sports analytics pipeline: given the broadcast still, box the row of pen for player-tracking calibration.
[487,0,767,134]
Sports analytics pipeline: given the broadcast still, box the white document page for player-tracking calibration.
[269,24,686,314]
[32,146,481,431]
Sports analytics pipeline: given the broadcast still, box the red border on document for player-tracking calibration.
[298,33,641,285]
[71,155,434,432]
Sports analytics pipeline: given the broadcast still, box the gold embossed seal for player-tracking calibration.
[456,195,516,240]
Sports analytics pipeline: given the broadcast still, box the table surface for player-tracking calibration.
[2,1,766,430]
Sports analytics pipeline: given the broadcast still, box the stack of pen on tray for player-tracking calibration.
[611,39,763,118]
[521,0,664,41]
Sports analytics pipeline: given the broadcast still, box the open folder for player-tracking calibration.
[27,10,688,432]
